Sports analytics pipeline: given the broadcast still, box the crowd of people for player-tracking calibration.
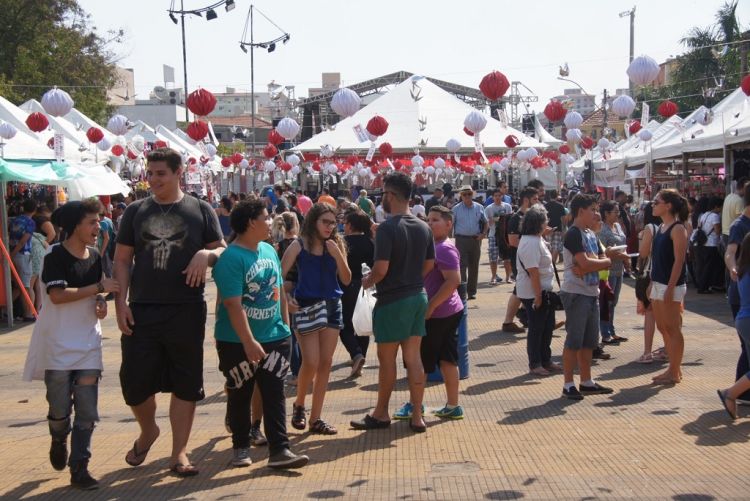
[14,146,750,490]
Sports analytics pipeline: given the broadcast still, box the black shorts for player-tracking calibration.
[421,310,463,373]
[120,302,207,406]
[497,240,513,261]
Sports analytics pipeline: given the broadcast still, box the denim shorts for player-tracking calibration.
[560,292,599,350]
[295,297,343,331]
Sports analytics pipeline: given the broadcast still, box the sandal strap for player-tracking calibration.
[311,419,336,433]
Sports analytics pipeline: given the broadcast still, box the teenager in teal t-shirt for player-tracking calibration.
[211,199,308,470]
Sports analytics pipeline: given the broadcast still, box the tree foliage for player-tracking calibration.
[665,1,746,113]
[0,0,121,122]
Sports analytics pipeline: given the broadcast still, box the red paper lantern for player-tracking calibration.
[186,88,217,117]
[393,160,403,171]
[111,145,124,156]
[86,127,104,143]
[346,155,359,165]
[268,129,284,146]
[479,71,510,101]
[378,142,393,157]
[188,157,197,165]
[559,144,570,154]
[127,150,138,160]
[46,137,54,149]
[628,120,642,135]
[471,152,482,161]
[186,120,209,141]
[281,162,292,172]
[370,165,379,175]
[366,115,389,137]
[26,112,49,132]
[154,140,168,149]
[221,157,232,168]
[463,126,474,137]
[504,135,520,148]
[263,144,278,159]
[543,100,567,123]
[742,75,750,97]
[231,152,244,164]
[312,162,321,172]
[581,137,595,150]
[657,100,678,119]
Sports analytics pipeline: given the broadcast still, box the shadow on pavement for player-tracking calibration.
[593,383,671,407]
[463,373,540,397]
[498,398,578,426]
[681,409,750,446]
[468,330,525,352]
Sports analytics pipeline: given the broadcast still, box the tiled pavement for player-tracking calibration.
[1,250,748,500]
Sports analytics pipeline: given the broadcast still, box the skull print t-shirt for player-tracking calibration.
[117,195,223,304]
[212,241,291,344]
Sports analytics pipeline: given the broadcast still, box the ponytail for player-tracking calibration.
[657,189,689,222]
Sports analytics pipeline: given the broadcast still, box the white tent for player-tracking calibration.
[623,115,685,166]
[20,99,99,164]
[534,116,563,146]
[294,75,547,154]
[62,163,131,200]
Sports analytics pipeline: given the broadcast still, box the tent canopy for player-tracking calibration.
[294,75,547,154]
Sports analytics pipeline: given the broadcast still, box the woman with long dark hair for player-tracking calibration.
[649,189,689,384]
[281,203,351,434]
[598,200,630,344]
[216,196,234,239]
[635,202,663,364]
[718,232,750,419]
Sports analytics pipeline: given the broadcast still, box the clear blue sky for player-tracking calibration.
[78,0,750,112]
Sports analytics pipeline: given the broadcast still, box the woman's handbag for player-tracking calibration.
[518,256,564,311]
[635,224,655,305]
[292,301,328,334]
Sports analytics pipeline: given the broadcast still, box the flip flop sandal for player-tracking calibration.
[717,389,737,420]
[169,463,199,477]
[636,354,653,364]
[125,438,156,467]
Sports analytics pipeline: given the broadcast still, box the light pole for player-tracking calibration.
[239,5,290,150]
[167,0,237,122]
[620,7,636,97]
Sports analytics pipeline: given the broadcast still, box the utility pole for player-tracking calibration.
[620,7,636,97]
[181,0,189,123]
[250,5,255,151]
[602,88,609,137]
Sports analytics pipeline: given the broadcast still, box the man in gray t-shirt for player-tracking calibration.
[352,172,435,433]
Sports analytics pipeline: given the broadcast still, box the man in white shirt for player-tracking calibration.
[485,187,513,285]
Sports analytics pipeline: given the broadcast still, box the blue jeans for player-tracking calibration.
[45,369,101,466]
[600,274,623,339]
[521,298,555,369]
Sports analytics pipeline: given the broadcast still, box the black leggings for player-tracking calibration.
[339,281,370,359]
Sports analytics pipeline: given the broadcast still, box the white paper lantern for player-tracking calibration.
[611,95,636,118]
[411,154,424,167]
[0,122,17,140]
[565,128,582,143]
[434,157,446,169]
[563,153,576,164]
[330,88,361,118]
[277,117,301,140]
[287,153,301,166]
[425,166,435,175]
[473,164,484,175]
[41,87,74,117]
[239,159,250,169]
[563,111,583,129]
[205,143,217,158]
[96,137,111,151]
[699,110,713,126]
[464,110,487,134]
[132,163,143,178]
[638,129,653,141]
[264,160,276,173]
[413,166,424,175]
[516,149,529,162]
[499,158,510,171]
[627,55,660,86]
[526,147,539,158]
[597,138,610,149]
[491,161,502,172]
[446,138,461,153]
[326,163,338,175]
[320,144,334,158]
[291,165,301,175]
[359,167,369,177]
[131,135,145,153]
[107,114,129,136]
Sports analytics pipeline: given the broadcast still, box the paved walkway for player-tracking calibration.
[0,250,748,500]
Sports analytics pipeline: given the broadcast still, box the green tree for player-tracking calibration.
[0,0,121,122]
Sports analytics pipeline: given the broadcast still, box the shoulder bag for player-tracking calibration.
[635,224,655,305]
[518,247,564,311]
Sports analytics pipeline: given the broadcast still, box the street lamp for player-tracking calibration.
[239,5,291,149]
[167,0,237,122]
[619,7,636,97]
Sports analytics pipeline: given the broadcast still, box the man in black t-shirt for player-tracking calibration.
[352,172,435,433]
[114,148,225,477]
[545,190,566,263]
[424,187,445,212]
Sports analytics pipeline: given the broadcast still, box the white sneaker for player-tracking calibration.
[232,447,252,467]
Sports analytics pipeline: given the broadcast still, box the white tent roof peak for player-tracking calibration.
[294,77,546,153]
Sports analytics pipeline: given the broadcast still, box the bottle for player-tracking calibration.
[361,263,371,276]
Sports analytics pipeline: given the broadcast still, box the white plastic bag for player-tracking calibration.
[352,286,376,336]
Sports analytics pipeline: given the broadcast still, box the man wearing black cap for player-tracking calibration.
[114,148,225,477]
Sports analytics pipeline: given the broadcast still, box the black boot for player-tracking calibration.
[49,438,68,471]
[70,460,99,490]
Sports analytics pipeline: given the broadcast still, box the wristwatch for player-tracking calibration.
[96,282,104,294]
